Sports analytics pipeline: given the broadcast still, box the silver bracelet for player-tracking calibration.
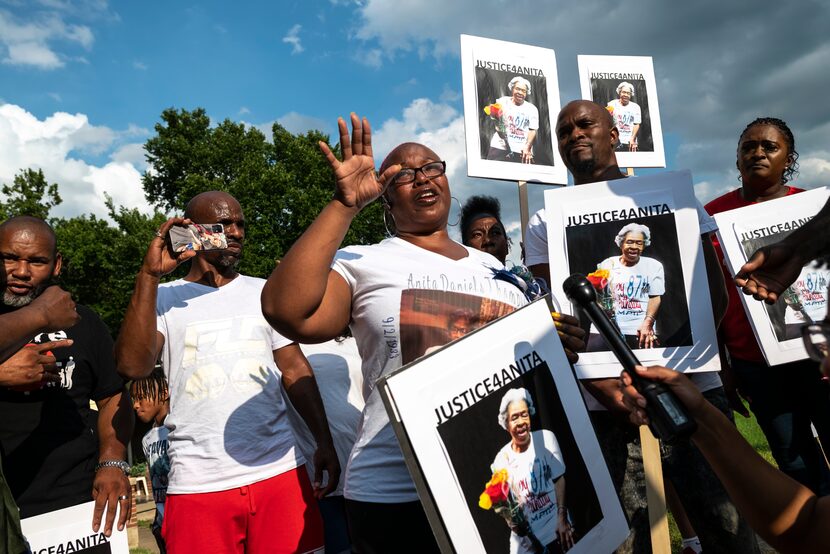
[95,460,131,476]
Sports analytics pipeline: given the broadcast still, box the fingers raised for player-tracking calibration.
[338,117,352,160]
[362,116,373,159]
[350,113,363,157]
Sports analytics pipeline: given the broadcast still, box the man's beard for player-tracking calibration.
[570,155,597,176]
[3,283,47,308]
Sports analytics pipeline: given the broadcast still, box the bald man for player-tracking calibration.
[116,191,336,553]
[523,101,757,553]
[0,216,133,539]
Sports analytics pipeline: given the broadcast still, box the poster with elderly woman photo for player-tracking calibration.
[461,35,567,185]
[577,55,666,168]
[714,187,830,366]
[544,171,720,378]
[378,300,627,553]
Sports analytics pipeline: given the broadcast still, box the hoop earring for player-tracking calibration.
[383,209,396,237]
[448,196,462,227]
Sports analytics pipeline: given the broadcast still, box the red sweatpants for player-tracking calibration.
[162,466,324,553]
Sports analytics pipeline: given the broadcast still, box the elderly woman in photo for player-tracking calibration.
[588,222,664,351]
[486,76,539,164]
[606,81,641,152]
[490,388,573,554]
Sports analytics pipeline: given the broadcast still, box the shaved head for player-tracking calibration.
[557,100,615,132]
[0,216,57,256]
[184,191,241,221]
[380,142,441,174]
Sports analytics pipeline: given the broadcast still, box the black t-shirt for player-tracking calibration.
[0,304,123,518]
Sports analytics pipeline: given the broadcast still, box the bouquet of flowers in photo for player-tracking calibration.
[484,102,507,136]
[783,285,813,323]
[586,268,614,319]
[479,469,544,552]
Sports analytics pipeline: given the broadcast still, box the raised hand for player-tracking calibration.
[29,286,80,331]
[141,217,198,279]
[735,244,805,304]
[318,113,401,211]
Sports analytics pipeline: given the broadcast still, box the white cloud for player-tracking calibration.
[353,48,382,69]
[0,9,95,69]
[47,92,62,102]
[132,60,147,70]
[242,112,332,141]
[0,103,151,219]
[282,24,304,55]
[238,106,250,116]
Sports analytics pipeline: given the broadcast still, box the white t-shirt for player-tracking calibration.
[523,205,723,404]
[491,430,566,554]
[332,237,528,502]
[607,100,642,145]
[783,268,829,325]
[141,423,170,522]
[489,96,540,154]
[595,255,665,336]
[285,338,365,497]
[156,275,301,494]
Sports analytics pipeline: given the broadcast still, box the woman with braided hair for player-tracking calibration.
[705,117,830,496]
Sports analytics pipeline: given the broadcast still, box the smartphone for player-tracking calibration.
[168,224,228,253]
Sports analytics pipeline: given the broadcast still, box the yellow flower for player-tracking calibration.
[479,492,493,510]
[588,269,610,280]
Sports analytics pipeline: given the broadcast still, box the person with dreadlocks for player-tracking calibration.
[130,368,170,554]
[705,116,830,496]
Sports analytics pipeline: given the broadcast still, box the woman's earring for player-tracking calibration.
[383,209,396,237]
[448,196,462,227]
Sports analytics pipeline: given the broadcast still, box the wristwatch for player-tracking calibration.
[95,460,131,476]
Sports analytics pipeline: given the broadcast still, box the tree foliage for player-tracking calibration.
[142,107,385,277]
[0,107,384,335]
[0,169,62,220]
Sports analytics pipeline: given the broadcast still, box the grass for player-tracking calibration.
[666,400,774,552]
[130,549,154,554]
[136,518,153,529]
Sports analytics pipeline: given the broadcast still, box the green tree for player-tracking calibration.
[54,196,167,335]
[0,169,62,220]
[142,108,385,278]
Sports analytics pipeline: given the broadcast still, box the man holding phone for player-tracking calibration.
[116,191,337,553]
[0,216,133,540]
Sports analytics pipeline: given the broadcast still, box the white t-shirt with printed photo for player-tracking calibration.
[491,430,566,554]
[489,96,540,154]
[607,99,642,145]
[156,275,301,494]
[784,268,830,325]
[332,237,528,503]
[596,255,665,336]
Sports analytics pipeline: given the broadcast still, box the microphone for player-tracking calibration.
[562,273,696,442]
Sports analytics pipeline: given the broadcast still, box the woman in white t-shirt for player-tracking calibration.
[490,388,573,554]
[262,113,530,553]
[485,76,539,164]
[586,222,664,351]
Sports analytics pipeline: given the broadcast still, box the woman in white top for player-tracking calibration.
[262,114,530,553]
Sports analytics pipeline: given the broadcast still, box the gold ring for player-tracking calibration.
[154,230,163,238]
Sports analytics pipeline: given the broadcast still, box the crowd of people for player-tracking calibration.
[0,100,828,554]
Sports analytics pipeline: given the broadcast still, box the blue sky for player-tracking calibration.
[2,0,829,264]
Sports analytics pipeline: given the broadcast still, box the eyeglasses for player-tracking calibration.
[801,322,830,363]
[391,161,446,185]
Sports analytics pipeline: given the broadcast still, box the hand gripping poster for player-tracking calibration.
[713,187,830,365]
[378,299,627,554]
[577,55,666,169]
[460,34,567,185]
[21,501,130,554]
[545,171,720,378]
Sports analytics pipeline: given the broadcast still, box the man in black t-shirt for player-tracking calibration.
[0,216,133,538]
